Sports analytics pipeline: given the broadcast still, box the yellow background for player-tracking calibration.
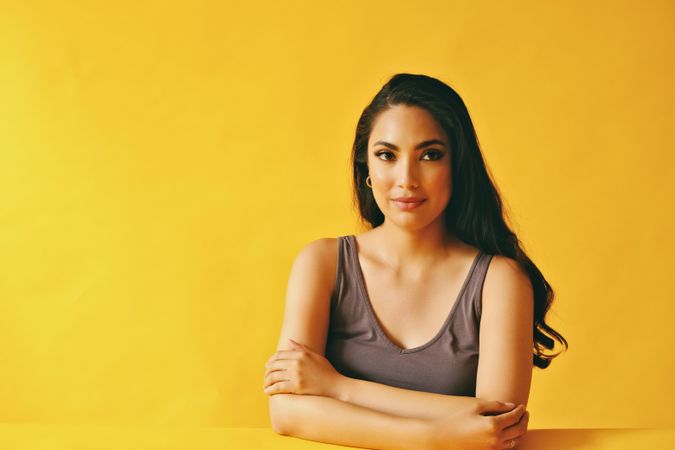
[1,0,673,430]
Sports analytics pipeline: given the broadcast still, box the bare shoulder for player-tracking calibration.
[292,237,339,282]
[482,254,534,310]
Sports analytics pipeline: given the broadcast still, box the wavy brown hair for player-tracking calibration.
[351,73,567,368]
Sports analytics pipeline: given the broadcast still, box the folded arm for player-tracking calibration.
[333,375,480,420]
[269,393,430,449]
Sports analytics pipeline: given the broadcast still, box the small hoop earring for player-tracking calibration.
[366,176,372,188]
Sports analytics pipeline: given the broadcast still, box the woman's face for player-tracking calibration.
[367,104,452,232]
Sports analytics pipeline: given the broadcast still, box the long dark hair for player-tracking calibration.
[351,73,567,368]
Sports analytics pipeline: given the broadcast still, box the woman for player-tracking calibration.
[262,73,567,450]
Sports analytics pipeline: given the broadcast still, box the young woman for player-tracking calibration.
[262,73,567,450]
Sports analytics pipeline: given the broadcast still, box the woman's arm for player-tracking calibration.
[269,393,430,449]
[475,255,534,408]
[332,375,481,420]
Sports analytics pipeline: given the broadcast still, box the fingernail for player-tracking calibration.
[505,402,516,407]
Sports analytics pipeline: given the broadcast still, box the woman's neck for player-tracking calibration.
[369,220,462,270]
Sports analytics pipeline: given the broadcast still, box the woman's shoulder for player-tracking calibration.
[484,253,529,282]
[482,253,534,310]
[293,236,342,277]
[289,236,350,299]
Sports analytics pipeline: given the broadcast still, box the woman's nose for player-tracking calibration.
[397,160,419,189]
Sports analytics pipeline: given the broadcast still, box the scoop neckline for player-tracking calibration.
[346,234,483,355]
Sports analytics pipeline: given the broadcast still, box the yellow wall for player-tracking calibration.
[1,0,673,429]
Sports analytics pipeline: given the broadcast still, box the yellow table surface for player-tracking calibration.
[0,424,673,449]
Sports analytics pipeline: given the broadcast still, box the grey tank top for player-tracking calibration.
[325,234,494,396]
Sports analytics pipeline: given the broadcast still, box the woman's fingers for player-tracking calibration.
[494,404,526,429]
[264,359,290,380]
[477,400,517,416]
[263,366,288,387]
[263,369,289,391]
[263,379,292,395]
[500,436,521,449]
[264,359,284,373]
[263,354,299,395]
[264,351,302,377]
[502,410,529,440]
[499,410,529,449]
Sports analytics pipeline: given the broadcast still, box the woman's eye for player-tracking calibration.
[422,150,443,161]
[375,151,395,161]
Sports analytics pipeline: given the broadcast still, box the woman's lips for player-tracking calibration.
[392,199,426,210]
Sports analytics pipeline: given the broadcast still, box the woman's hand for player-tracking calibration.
[425,400,530,450]
[263,338,344,398]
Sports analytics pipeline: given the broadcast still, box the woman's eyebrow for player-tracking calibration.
[372,139,446,150]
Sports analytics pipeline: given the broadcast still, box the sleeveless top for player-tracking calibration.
[324,234,494,396]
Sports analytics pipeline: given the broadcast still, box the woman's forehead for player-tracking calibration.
[369,106,449,148]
